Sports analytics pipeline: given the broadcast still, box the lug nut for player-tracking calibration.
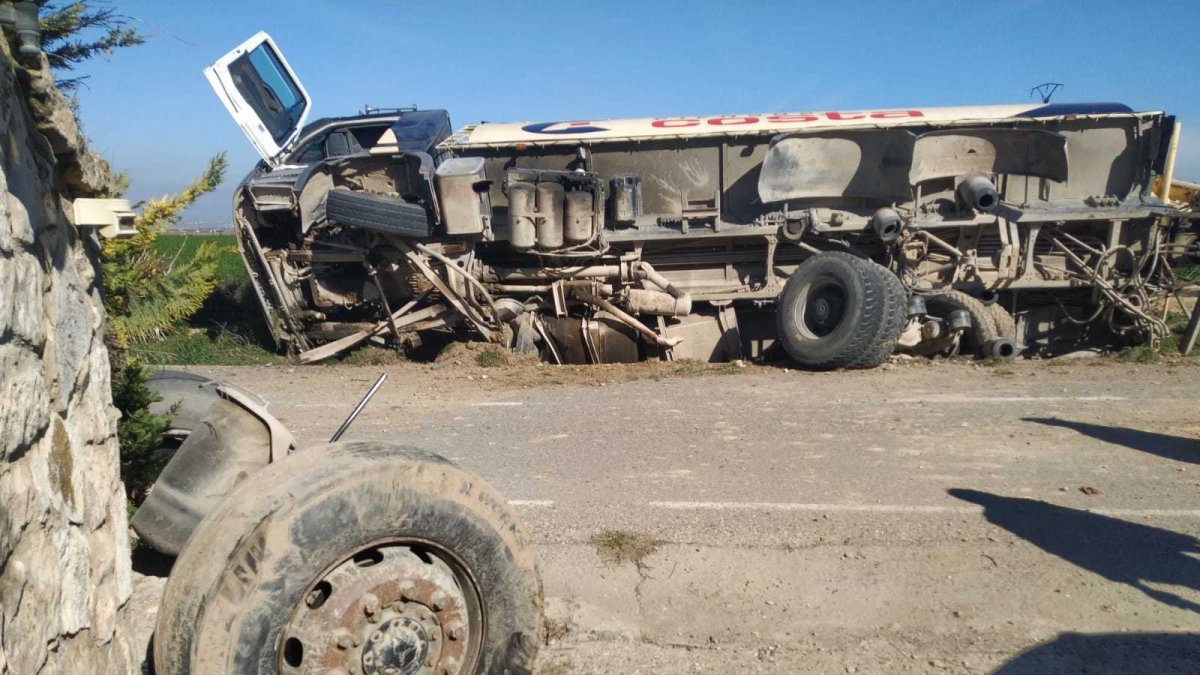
[362,593,381,619]
[334,630,353,650]
[430,592,448,612]
[448,626,462,641]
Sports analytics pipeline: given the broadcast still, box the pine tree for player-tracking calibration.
[36,1,227,503]
[38,1,145,90]
[101,154,228,347]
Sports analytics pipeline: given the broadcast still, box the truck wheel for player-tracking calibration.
[153,442,541,675]
[926,290,998,356]
[326,188,434,238]
[983,302,1019,342]
[776,252,906,369]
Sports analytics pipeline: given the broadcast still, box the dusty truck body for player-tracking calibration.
[210,32,1193,368]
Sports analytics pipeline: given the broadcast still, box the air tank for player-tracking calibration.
[563,190,594,244]
[535,182,564,250]
[507,181,537,250]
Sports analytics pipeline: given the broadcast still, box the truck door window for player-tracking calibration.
[228,43,307,144]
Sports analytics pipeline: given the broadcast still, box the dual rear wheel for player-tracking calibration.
[776,252,907,369]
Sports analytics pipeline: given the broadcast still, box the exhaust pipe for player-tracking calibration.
[957,173,1000,213]
[871,207,904,243]
[982,337,1019,360]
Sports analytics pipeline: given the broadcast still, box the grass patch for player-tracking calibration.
[590,530,660,567]
[1114,310,1199,363]
[1117,343,1161,363]
[131,237,282,365]
[1174,265,1200,283]
[339,345,408,366]
[129,327,282,366]
[475,348,510,367]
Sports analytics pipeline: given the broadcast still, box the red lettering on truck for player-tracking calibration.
[707,116,760,125]
[765,114,821,123]
[870,110,925,119]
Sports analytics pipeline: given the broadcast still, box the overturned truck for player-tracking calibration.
[210,32,1194,368]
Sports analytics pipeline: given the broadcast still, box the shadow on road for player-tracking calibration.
[948,489,1200,613]
[991,632,1200,674]
[1023,417,1200,465]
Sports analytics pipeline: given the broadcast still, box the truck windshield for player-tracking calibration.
[229,42,306,144]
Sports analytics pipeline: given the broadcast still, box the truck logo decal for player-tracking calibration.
[651,111,926,128]
[522,121,610,134]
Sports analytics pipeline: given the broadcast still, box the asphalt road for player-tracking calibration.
[153,358,1200,674]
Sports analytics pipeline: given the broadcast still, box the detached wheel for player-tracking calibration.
[776,252,906,369]
[926,290,1000,357]
[153,442,541,675]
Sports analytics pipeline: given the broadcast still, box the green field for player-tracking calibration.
[132,233,282,365]
[151,232,246,283]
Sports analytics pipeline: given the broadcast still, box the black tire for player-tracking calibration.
[776,252,906,369]
[983,302,1019,342]
[326,188,433,237]
[926,290,998,356]
[153,442,541,675]
[854,265,908,368]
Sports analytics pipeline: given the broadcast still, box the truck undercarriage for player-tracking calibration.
[212,34,1196,368]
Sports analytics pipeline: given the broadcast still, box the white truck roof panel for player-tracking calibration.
[440,102,1151,149]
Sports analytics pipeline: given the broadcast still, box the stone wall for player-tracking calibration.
[0,24,135,675]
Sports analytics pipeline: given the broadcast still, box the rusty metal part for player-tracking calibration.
[413,243,500,320]
[393,239,496,340]
[366,262,402,342]
[541,315,640,364]
[281,543,478,675]
[570,284,679,348]
[623,288,692,317]
[296,295,440,364]
[634,261,693,308]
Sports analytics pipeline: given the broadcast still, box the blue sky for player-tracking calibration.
[73,0,1200,227]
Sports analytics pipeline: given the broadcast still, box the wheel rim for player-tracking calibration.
[280,541,482,675]
[797,276,848,339]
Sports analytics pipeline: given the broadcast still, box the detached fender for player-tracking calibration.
[147,368,267,437]
[131,385,294,556]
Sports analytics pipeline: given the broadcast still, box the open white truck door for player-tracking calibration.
[204,31,311,167]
